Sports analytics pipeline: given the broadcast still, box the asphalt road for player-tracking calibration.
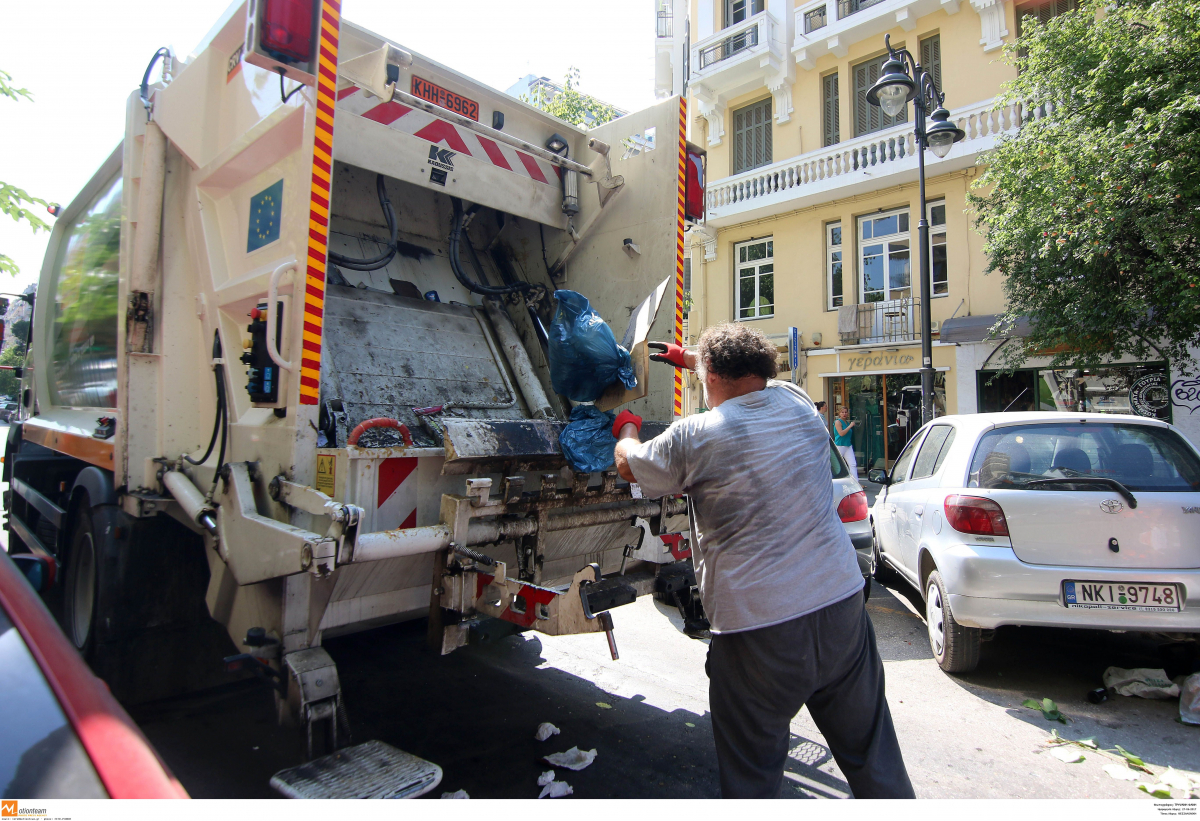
[4,438,1197,799]
[125,576,1200,799]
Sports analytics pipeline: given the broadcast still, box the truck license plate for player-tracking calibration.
[411,76,479,121]
[1063,581,1181,612]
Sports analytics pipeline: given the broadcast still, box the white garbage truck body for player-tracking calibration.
[4,0,705,749]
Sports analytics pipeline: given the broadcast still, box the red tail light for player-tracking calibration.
[261,0,315,63]
[685,145,706,222]
[837,490,869,523]
[944,495,1009,537]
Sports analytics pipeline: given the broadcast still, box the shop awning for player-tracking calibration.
[940,314,1031,344]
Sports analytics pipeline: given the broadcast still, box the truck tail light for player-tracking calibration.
[684,144,705,222]
[944,495,1009,537]
[837,490,868,523]
[261,0,316,63]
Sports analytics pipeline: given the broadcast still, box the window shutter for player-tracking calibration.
[920,34,941,90]
[823,73,840,147]
[854,53,906,137]
[732,99,772,173]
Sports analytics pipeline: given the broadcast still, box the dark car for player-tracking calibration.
[0,548,187,798]
[0,403,18,423]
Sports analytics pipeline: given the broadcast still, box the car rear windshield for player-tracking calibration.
[968,422,1200,492]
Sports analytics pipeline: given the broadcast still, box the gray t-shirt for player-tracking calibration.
[626,381,863,633]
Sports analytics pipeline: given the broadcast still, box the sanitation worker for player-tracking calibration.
[614,324,913,799]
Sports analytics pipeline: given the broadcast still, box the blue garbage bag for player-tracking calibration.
[548,290,637,403]
[559,405,618,474]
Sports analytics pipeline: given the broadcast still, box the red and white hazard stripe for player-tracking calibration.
[376,457,418,531]
[336,88,559,186]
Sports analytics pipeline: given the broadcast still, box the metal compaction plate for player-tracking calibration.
[270,740,443,799]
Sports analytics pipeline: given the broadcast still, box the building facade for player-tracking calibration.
[654,0,1200,468]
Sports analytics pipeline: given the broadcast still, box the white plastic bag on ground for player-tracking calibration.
[538,780,573,799]
[537,771,556,787]
[544,746,598,771]
[1180,673,1200,725]
[535,722,561,741]
[441,789,470,799]
[1102,666,1181,699]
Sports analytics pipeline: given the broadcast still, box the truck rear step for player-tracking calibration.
[270,740,442,799]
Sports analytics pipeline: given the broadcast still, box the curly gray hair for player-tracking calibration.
[697,323,778,381]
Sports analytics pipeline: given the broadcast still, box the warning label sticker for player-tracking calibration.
[315,454,336,496]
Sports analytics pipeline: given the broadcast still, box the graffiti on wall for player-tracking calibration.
[1172,377,1200,414]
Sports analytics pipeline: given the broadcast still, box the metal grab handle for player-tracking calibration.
[267,261,296,372]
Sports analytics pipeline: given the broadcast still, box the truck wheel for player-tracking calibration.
[925,570,981,673]
[63,503,100,655]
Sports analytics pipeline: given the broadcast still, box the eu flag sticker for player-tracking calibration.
[247,179,283,252]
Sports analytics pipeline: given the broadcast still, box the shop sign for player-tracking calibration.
[845,352,917,372]
[1129,373,1170,418]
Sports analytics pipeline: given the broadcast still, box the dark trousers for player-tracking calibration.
[706,590,915,799]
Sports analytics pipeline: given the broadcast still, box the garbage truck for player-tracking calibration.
[3,0,708,772]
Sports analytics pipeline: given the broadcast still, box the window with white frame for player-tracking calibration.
[928,199,948,297]
[858,209,910,303]
[736,237,774,320]
[827,222,844,310]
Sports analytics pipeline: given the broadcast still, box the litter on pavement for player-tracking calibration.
[441,789,470,799]
[1102,666,1181,699]
[537,771,556,786]
[535,722,561,741]
[1179,673,1200,725]
[538,780,574,799]
[544,746,598,771]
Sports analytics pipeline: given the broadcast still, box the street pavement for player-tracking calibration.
[5,430,1197,800]
[128,576,1200,799]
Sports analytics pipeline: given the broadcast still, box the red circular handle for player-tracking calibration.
[346,418,413,447]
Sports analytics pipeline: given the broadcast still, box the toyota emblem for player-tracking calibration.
[1099,499,1123,514]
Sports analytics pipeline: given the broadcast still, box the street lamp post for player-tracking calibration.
[867,34,965,426]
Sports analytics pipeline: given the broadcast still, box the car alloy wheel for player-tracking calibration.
[926,578,945,659]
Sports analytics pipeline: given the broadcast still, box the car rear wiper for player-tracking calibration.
[1020,477,1138,509]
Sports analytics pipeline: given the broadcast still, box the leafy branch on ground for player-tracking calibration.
[1022,697,1068,723]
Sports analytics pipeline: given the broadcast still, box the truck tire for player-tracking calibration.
[63,501,102,655]
[925,570,981,673]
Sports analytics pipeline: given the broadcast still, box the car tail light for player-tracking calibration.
[261,0,315,63]
[944,494,1009,537]
[837,490,869,523]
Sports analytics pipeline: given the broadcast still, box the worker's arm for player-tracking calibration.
[612,410,642,483]
[648,342,697,371]
[834,418,850,436]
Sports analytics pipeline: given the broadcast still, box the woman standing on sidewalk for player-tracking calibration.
[834,407,858,476]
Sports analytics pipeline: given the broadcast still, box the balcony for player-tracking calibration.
[657,9,673,38]
[704,97,1039,227]
[839,298,919,345]
[793,0,964,69]
[690,10,792,143]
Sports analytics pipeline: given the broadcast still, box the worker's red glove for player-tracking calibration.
[612,409,643,439]
[648,341,689,369]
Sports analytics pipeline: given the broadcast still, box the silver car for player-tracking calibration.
[830,441,873,599]
[868,412,1200,673]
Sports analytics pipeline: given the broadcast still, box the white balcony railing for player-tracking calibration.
[793,0,969,69]
[704,97,1055,225]
[691,11,782,81]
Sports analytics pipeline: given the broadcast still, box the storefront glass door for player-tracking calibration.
[829,372,947,472]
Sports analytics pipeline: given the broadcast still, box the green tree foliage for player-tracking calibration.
[969,0,1200,372]
[0,344,24,399]
[1,69,51,278]
[522,68,620,129]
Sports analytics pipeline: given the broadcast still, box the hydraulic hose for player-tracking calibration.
[329,175,399,272]
[185,332,225,466]
[448,198,531,296]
